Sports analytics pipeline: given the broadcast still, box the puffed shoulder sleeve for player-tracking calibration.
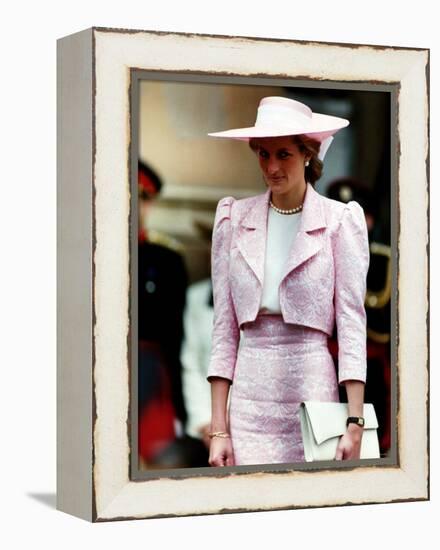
[333,200,370,384]
[206,197,240,384]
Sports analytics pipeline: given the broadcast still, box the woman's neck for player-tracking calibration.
[271,181,307,211]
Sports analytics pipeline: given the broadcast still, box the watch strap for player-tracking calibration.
[346,416,365,428]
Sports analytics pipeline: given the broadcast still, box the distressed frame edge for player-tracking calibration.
[425,47,431,503]
[95,495,429,523]
[56,27,95,522]
[91,24,429,52]
[93,28,429,521]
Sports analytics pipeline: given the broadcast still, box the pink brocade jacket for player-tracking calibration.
[207,182,370,385]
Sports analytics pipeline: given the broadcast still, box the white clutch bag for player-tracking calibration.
[299,401,380,461]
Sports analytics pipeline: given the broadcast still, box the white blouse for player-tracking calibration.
[259,207,302,314]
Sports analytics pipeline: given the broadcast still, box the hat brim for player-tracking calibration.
[207,113,349,142]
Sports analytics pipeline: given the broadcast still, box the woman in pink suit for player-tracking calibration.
[206,96,370,467]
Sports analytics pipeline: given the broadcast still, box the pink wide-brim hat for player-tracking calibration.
[207,96,349,160]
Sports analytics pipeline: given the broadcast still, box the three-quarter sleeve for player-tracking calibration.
[206,197,240,383]
[333,200,370,384]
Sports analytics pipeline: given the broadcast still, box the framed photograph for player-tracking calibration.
[57,27,429,522]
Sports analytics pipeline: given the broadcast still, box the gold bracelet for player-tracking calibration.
[208,431,230,439]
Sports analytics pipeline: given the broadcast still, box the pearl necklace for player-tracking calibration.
[269,201,303,215]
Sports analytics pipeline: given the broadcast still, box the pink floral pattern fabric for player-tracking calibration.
[229,315,339,465]
[207,183,370,465]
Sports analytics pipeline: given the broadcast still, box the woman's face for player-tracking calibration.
[254,136,310,196]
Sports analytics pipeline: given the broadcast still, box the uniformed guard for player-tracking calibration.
[326,177,391,455]
[137,160,189,467]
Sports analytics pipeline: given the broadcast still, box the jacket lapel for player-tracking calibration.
[280,182,327,282]
[236,183,327,286]
[236,188,271,286]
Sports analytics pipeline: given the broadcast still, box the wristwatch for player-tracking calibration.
[346,416,365,428]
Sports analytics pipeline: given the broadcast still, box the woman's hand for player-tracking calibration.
[335,424,364,460]
[208,378,234,465]
[337,380,365,460]
[208,436,235,467]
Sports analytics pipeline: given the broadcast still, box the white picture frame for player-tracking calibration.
[57,27,429,522]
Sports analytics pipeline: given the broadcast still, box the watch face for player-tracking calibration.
[347,417,365,427]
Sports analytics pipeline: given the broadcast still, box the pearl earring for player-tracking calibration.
[305,160,310,167]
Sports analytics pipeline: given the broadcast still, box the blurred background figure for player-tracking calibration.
[137,160,209,469]
[181,220,215,453]
[138,160,186,467]
[326,177,391,456]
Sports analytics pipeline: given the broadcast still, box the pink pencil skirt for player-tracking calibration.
[229,314,339,466]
